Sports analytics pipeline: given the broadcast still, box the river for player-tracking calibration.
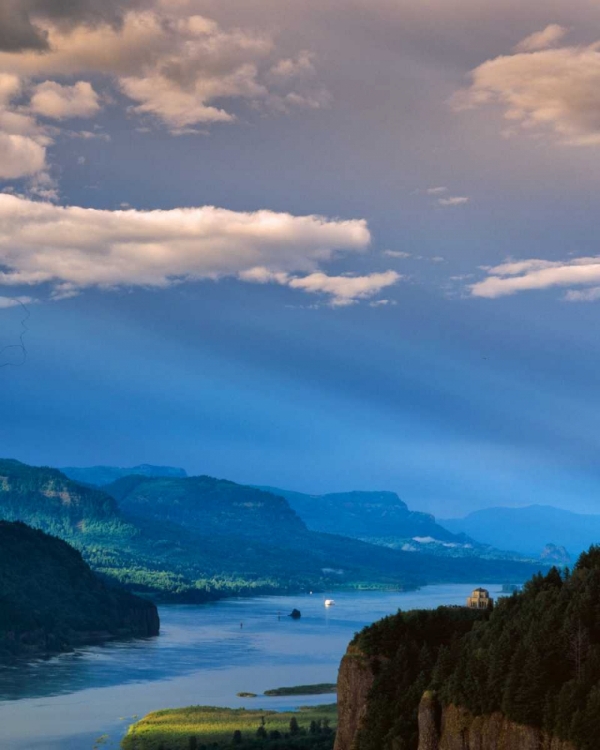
[0,583,504,750]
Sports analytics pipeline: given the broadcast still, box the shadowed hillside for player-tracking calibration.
[0,521,159,660]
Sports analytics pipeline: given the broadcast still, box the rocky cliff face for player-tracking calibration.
[334,646,384,750]
[417,693,575,750]
[334,653,576,750]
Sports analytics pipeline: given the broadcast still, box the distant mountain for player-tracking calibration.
[259,487,458,541]
[440,504,600,557]
[105,474,544,589]
[258,486,526,561]
[107,475,305,541]
[0,521,159,660]
[61,464,187,486]
[0,459,544,600]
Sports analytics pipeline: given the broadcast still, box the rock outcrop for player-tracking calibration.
[334,647,384,750]
[335,651,577,750]
[334,646,388,750]
[417,693,575,750]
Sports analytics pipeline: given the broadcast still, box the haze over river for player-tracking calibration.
[0,584,504,750]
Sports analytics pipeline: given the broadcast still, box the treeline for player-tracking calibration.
[352,546,600,750]
[0,521,158,659]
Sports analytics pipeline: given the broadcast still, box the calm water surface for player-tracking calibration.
[0,584,503,750]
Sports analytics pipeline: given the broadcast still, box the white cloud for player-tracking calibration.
[426,186,447,195]
[470,256,600,298]
[287,270,401,307]
[564,287,600,302]
[454,38,600,146]
[268,51,316,81]
[239,267,401,306]
[384,250,411,258]
[29,81,101,119]
[0,295,34,309]
[438,196,469,206]
[514,24,568,53]
[0,132,46,179]
[0,195,371,300]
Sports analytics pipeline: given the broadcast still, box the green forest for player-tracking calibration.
[0,521,158,659]
[351,546,600,750]
[0,459,542,602]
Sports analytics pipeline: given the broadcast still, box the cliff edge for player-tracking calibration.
[417,693,575,750]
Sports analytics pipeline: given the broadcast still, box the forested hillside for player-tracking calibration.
[0,521,159,659]
[340,547,600,750]
[0,459,542,601]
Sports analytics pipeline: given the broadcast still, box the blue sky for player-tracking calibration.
[1,0,600,517]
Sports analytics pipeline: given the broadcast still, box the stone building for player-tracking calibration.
[466,587,493,610]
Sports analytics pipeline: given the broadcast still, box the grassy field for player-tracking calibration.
[121,704,337,750]
[263,685,337,697]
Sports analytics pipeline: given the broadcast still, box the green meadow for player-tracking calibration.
[121,704,337,750]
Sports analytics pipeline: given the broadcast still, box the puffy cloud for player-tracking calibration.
[239,266,400,306]
[0,133,46,179]
[0,195,370,299]
[29,81,101,119]
[268,51,316,81]
[0,0,139,52]
[454,37,600,146]
[438,196,469,206]
[514,24,568,53]
[287,270,401,307]
[0,9,328,132]
[470,257,600,298]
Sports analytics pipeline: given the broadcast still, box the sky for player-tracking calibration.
[1,0,600,517]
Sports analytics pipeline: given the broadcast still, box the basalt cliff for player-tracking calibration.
[334,551,600,750]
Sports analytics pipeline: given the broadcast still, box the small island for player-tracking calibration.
[264,684,337,697]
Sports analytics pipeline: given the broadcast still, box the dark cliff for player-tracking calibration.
[335,549,600,750]
[417,693,575,750]
[0,521,159,660]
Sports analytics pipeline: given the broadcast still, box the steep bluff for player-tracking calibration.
[417,693,575,750]
[335,661,576,750]
[334,647,385,750]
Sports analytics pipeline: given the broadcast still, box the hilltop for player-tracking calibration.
[260,486,526,561]
[0,521,159,660]
[60,464,187,487]
[0,459,543,601]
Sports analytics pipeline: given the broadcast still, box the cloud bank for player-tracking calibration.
[0,194,399,306]
[454,28,600,145]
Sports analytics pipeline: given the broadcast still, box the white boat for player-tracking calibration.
[324,599,335,607]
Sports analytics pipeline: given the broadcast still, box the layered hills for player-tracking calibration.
[0,459,543,601]
[335,547,600,750]
[60,464,187,487]
[441,504,600,558]
[261,486,527,561]
[0,520,159,660]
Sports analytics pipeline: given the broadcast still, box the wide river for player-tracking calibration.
[0,583,504,750]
